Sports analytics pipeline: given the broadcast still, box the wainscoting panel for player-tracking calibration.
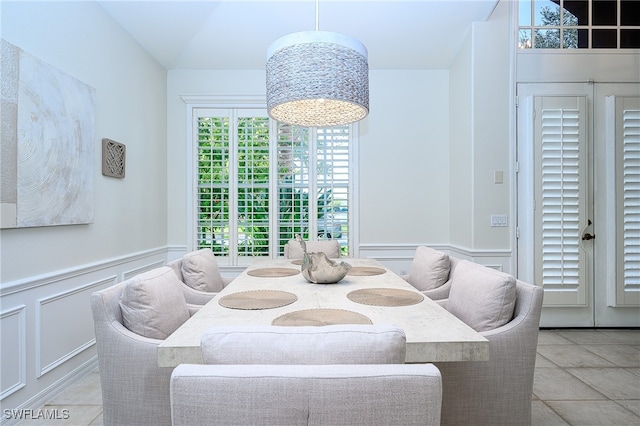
[36,277,116,378]
[0,305,27,400]
[0,247,170,426]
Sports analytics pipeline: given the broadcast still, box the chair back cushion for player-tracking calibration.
[181,248,224,292]
[407,246,451,291]
[284,240,341,259]
[200,324,406,364]
[119,266,190,339]
[447,260,516,332]
[171,363,442,426]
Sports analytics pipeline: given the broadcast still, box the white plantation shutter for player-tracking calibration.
[316,127,349,242]
[277,124,311,249]
[610,96,640,306]
[534,96,588,306]
[235,115,271,257]
[196,112,231,256]
[276,124,350,255]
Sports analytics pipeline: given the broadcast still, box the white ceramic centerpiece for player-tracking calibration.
[297,236,351,284]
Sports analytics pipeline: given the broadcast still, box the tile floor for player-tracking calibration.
[533,329,640,425]
[18,328,640,425]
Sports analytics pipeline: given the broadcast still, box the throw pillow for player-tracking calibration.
[447,260,516,332]
[119,266,190,339]
[407,246,451,291]
[181,248,224,292]
[200,324,406,365]
[285,240,341,259]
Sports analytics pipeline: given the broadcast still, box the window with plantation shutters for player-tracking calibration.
[194,107,353,265]
[533,96,588,306]
[609,96,640,306]
[277,125,350,250]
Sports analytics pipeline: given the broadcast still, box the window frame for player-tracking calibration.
[182,94,359,267]
[518,0,640,50]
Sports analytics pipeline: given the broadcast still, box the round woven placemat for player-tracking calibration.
[219,290,298,310]
[247,267,300,277]
[289,259,303,265]
[272,309,372,326]
[347,266,387,276]
[347,288,424,307]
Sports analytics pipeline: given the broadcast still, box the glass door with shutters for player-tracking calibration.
[594,83,640,326]
[517,82,640,327]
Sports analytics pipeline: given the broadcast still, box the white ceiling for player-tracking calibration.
[97,0,499,70]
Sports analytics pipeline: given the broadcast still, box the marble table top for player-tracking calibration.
[158,258,489,367]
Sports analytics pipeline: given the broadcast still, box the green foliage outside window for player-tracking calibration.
[196,116,339,257]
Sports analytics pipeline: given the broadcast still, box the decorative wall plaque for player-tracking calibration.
[102,138,126,178]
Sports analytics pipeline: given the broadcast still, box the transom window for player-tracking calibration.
[519,0,640,49]
[193,107,353,265]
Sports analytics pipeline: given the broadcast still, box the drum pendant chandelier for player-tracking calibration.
[266,0,369,127]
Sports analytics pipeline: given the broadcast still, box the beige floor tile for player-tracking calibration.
[536,345,616,368]
[546,400,640,426]
[581,344,640,367]
[616,400,640,418]
[533,367,606,401]
[48,371,102,406]
[556,330,633,345]
[531,401,571,425]
[536,352,559,368]
[600,330,640,345]
[538,330,575,345]
[567,367,640,400]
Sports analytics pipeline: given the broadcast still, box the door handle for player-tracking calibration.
[582,233,595,241]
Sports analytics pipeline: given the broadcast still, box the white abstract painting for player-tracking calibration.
[1,39,95,228]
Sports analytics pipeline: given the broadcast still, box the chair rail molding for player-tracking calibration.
[359,243,513,275]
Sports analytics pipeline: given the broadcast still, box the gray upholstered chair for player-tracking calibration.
[435,277,544,426]
[91,267,200,426]
[166,248,234,306]
[170,363,442,426]
[402,246,460,300]
[283,239,341,259]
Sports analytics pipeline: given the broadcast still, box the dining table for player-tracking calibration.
[158,257,489,367]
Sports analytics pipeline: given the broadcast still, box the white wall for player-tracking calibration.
[359,70,450,246]
[449,26,474,250]
[0,1,167,420]
[448,0,513,266]
[469,2,512,252]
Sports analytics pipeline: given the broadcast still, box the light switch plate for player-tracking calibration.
[491,214,508,227]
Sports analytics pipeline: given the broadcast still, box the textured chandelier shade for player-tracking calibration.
[266,31,369,127]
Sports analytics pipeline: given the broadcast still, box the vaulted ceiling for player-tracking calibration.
[97,0,498,70]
